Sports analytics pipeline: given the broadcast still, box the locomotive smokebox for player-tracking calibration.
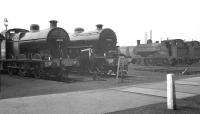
[30,24,39,32]
[137,40,140,46]
[50,20,58,28]
[96,24,103,30]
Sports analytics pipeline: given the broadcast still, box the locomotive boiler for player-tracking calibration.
[0,20,72,80]
[68,24,118,74]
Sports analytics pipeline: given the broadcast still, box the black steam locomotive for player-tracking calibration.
[68,24,118,74]
[132,39,200,66]
[0,20,72,80]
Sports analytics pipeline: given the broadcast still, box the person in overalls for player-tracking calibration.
[89,49,105,81]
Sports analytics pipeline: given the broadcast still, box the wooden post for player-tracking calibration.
[116,56,125,80]
[116,57,121,79]
[167,73,176,110]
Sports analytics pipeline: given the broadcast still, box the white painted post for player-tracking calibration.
[167,73,176,110]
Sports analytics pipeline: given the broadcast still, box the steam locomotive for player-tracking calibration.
[68,24,118,74]
[0,20,72,80]
[132,39,200,66]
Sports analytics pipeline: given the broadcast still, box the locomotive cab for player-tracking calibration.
[0,34,5,60]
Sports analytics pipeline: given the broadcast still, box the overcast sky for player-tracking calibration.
[0,0,200,46]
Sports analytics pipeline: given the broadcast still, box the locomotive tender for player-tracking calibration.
[132,39,200,66]
[0,20,72,80]
[68,24,118,74]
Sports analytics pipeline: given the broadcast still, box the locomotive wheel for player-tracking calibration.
[8,68,14,76]
[63,70,69,79]
[18,69,26,77]
[33,69,43,79]
[55,70,63,80]
[55,69,69,81]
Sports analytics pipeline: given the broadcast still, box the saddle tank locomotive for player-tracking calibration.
[68,24,118,74]
[0,20,72,80]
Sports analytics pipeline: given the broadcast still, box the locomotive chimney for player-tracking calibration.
[137,40,140,46]
[96,24,103,30]
[30,24,40,32]
[49,20,57,28]
[74,27,84,33]
[147,39,152,44]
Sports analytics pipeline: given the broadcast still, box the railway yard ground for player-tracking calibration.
[0,64,200,114]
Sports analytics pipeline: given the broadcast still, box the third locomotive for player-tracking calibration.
[131,39,200,66]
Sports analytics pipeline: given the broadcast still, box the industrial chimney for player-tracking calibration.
[96,24,103,30]
[150,30,152,40]
[50,20,57,28]
[30,24,39,32]
[137,40,140,46]
[145,32,148,44]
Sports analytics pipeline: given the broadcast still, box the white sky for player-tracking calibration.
[0,0,200,46]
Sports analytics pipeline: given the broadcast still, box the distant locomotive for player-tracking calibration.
[0,20,72,80]
[132,39,200,66]
[68,24,118,74]
[118,46,135,63]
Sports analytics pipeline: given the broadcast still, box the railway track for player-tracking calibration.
[131,65,200,74]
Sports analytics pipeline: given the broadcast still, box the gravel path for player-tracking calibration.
[0,65,199,99]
